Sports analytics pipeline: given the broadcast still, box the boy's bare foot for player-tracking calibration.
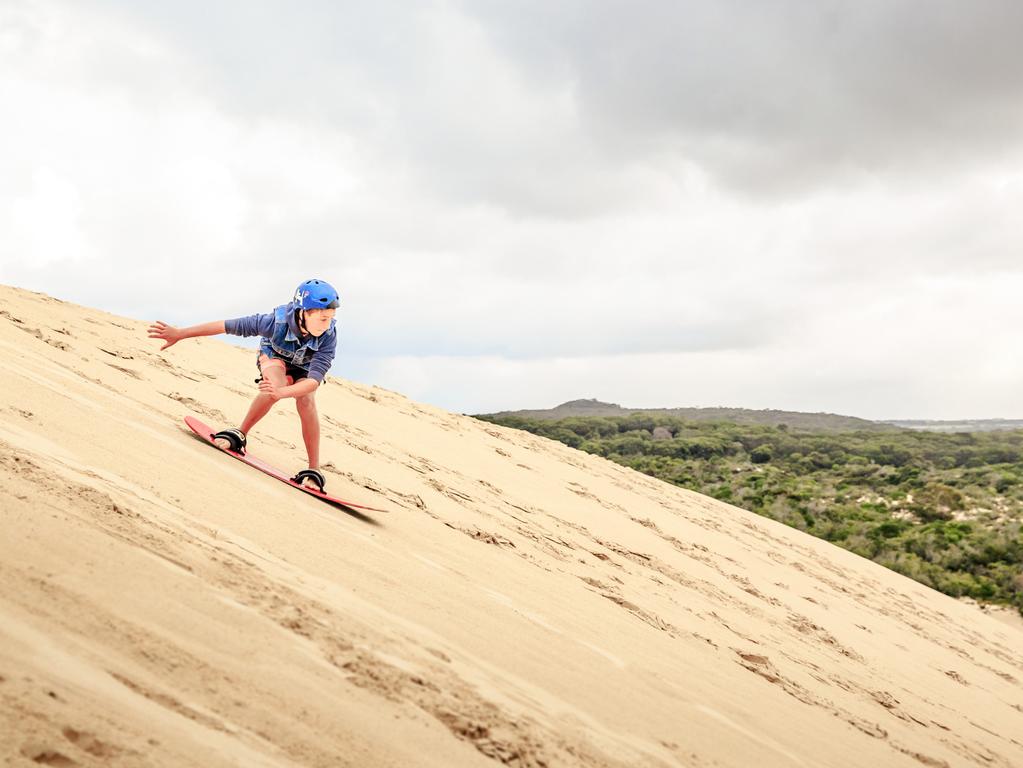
[211,428,246,454]
[293,468,326,493]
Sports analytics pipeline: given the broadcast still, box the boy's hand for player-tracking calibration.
[148,321,183,350]
[258,378,283,401]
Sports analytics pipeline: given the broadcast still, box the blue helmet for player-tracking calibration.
[293,279,339,310]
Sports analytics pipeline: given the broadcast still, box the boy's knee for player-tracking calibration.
[258,355,288,385]
[296,394,317,412]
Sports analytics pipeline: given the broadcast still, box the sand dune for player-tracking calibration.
[1,283,1021,767]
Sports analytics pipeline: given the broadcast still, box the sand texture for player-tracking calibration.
[1,284,1022,767]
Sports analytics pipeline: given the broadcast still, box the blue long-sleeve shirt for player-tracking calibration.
[225,303,337,383]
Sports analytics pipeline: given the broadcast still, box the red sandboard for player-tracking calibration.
[184,415,387,514]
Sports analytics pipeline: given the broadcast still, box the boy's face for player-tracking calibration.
[302,308,336,336]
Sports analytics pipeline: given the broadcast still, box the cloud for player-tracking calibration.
[2,0,1023,417]
[60,0,1023,209]
[462,0,1023,195]
[358,265,1023,420]
[0,0,366,321]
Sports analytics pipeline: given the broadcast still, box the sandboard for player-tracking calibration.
[184,415,388,514]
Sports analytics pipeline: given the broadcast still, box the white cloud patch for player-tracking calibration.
[0,0,365,321]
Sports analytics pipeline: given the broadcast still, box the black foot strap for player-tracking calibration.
[212,428,247,455]
[293,468,326,493]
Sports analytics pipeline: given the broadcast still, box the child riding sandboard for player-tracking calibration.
[148,279,340,492]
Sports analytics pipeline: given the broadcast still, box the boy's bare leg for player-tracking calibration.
[213,356,289,449]
[295,390,321,488]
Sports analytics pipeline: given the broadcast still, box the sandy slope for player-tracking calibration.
[1,283,1021,768]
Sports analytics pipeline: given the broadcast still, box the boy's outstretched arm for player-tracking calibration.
[148,320,226,350]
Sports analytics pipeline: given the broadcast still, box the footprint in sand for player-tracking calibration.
[162,392,225,422]
[62,727,120,759]
[20,744,78,766]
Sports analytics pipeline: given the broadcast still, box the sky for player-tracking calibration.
[2,0,1022,419]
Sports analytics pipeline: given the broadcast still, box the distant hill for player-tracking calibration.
[886,419,1023,433]
[482,398,892,432]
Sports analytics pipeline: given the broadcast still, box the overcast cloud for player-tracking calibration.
[2,0,1022,418]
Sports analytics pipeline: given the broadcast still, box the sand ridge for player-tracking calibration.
[1,283,1022,767]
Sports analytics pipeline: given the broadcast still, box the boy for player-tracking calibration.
[148,279,340,492]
